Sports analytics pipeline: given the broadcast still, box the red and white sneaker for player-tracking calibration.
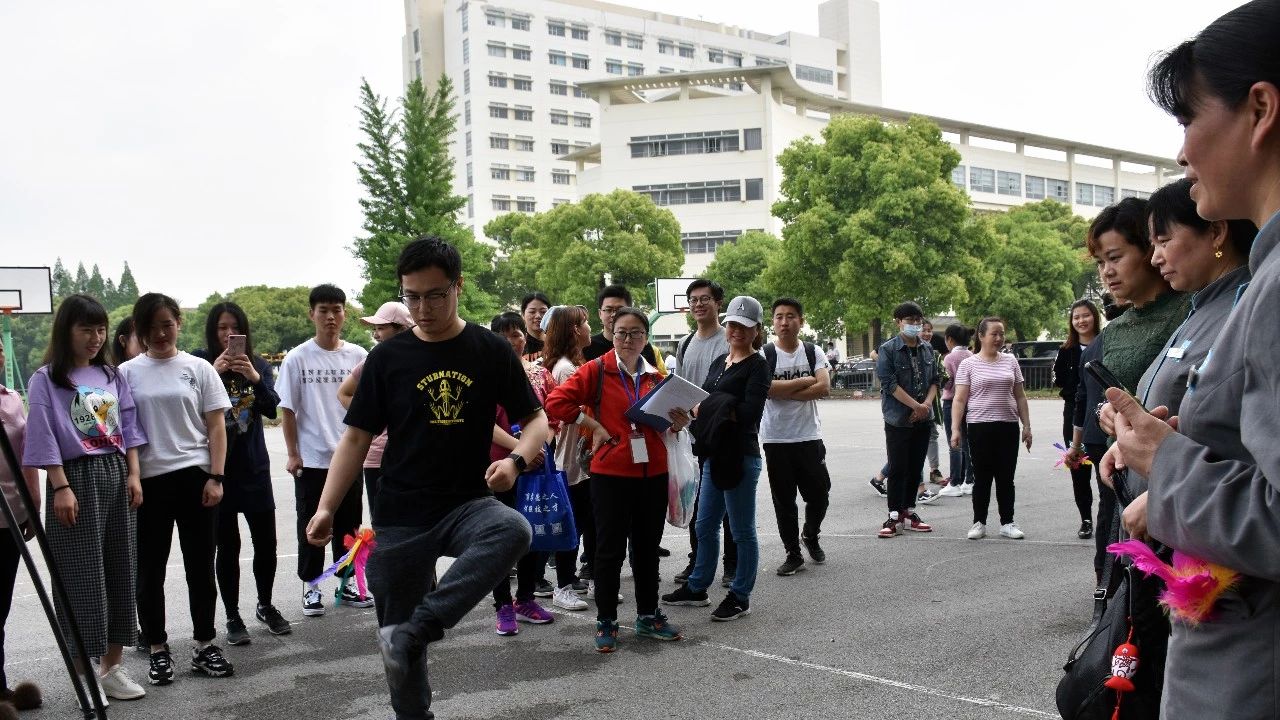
[877,516,901,539]
[904,512,933,533]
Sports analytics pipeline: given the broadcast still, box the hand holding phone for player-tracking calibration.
[227,334,247,357]
[1083,361,1129,394]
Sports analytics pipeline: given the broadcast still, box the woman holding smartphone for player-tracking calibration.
[1053,300,1100,539]
[120,293,233,685]
[196,302,290,646]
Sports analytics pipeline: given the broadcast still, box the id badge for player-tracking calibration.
[629,431,649,464]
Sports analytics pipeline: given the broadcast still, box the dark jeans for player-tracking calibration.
[764,440,831,555]
[942,399,973,485]
[687,492,736,571]
[369,498,530,720]
[1063,403,1094,522]
[137,467,218,645]
[688,458,762,600]
[491,487,545,607]
[1087,443,1115,578]
[295,467,363,583]
[0,531,18,690]
[554,480,592,588]
[590,473,667,620]
[216,508,277,617]
[884,422,931,514]
[967,422,1019,525]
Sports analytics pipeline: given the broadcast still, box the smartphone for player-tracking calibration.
[1083,361,1129,395]
[227,334,246,357]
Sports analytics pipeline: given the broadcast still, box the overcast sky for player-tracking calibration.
[0,0,1239,308]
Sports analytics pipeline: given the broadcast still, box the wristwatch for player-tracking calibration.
[208,474,224,484]
[507,453,527,473]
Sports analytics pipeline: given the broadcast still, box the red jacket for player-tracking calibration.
[543,350,668,478]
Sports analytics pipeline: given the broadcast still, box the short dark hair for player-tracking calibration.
[1148,178,1257,258]
[611,307,649,332]
[490,311,525,335]
[398,235,462,281]
[1148,1,1280,121]
[204,301,255,361]
[111,316,136,366]
[944,324,972,347]
[685,279,723,303]
[520,292,552,312]
[309,283,346,308]
[597,284,632,308]
[45,294,114,390]
[133,293,182,353]
[771,297,804,316]
[892,301,924,320]
[1087,197,1151,256]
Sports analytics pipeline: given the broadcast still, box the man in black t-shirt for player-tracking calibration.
[582,284,663,369]
[306,236,547,720]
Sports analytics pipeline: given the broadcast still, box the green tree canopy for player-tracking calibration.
[702,231,781,309]
[352,75,500,322]
[488,190,684,317]
[766,114,994,342]
[179,286,373,356]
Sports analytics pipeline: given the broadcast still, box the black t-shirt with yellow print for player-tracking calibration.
[344,322,540,528]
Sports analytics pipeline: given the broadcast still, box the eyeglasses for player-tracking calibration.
[399,281,457,309]
[600,305,626,316]
[688,295,715,306]
[614,329,647,341]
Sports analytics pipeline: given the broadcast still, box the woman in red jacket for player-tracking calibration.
[543,308,688,653]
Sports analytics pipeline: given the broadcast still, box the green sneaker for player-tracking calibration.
[635,611,683,642]
[594,620,618,653]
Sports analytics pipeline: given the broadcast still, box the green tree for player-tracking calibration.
[767,114,994,342]
[489,189,684,316]
[103,278,118,308]
[73,263,89,294]
[86,264,106,301]
[116,262,140,306]
[179,286,373,355]
[51,259,73,298]
[702,231,781,308]
[957,201,1090,341]
[352,76,500,321]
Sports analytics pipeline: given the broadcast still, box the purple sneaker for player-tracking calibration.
[514,599,555,624]
[495,603,518,636]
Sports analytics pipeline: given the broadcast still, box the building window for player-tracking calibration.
[573,114,592,128]
[466,162,473,188]
[743,128,762,151]
[462,38,469,64]
[513,77,533,91]
[606,59,623,75]
[515,168,535,182]
[549,81,568,96]
[489,135,509,150]
[997,171,1022,196]
[467,195,474,217]
[1094,185,1115,206]
[708,48,724,63]
[549,51,567,66]
[951,165,967,188]
[659,40,674,55]
[605,31,622,46]
[1076,183,1094,206]
[552,170,572,185]
[629,130,740,158]
[1046,178,1070,201]
[491,166,511,181]
[489,104,508,119]
[727,52,743,67]
[550,111,569,126]
[681,229,743,254]
[573,86,588,98]
[756,56,784,66]
[571,55,590,70]
[511,16,530,31]
[548,21,566,36]
[626,35,644,49]
[513,108,533,121]
[627,63,643,76]
[492,196,512,212]
[570,26,588,40]
[488,73,508,88]
[463,69,470,93]
[412,29,420,53]
[512,47,531,61]
[633,180,743,206]
[488,43,506,58]
[486,13,504,27]
[464,101,471,125]
[550,141,569,155]
[465,131,472,155]
[679,44,695,59]
[795,64,835,85]
[414,59,422,80]
[745,178,763,201]
[514,138,534,151]
[1025,175,1045,199]
[461,10,468,32]
[969,167,996,193]
[517,198,537,212]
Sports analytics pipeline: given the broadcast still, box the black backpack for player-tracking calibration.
[763,342,817,376]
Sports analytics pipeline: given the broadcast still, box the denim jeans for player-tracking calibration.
[687,456,761,601]
[942,399,973,485]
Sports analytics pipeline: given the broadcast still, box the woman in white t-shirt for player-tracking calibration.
[950,317,1032,541]
[119,293,233,685]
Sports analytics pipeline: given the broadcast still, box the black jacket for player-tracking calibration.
[1053,343,1083,402]
[1072,337,1107,446]
[691,391,744,490]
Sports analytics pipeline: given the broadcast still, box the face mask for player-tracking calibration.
[902,324,923,338]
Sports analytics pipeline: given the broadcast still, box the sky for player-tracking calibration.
[0,0,1242,308]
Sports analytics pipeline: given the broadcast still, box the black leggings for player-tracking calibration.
[967,421,1019,525]
[491,487,545,607]
[216,508,277,617]
[137,467,218,645]
[0,532,19,690]
[1062,402,1094,522]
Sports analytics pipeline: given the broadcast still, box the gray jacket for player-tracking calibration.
[1147,214,1280,719]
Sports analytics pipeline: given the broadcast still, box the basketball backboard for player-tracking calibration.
[0,267,53,314]
[654,277,699,313]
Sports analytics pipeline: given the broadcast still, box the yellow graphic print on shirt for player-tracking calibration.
[418,370,473,425]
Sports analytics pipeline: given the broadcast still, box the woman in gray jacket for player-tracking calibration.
[1108,3,1280,716]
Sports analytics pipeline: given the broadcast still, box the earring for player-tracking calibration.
[1215,249,1224,259]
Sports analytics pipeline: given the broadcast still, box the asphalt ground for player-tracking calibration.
[7,398,1096,719]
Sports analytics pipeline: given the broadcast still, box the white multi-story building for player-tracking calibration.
[402,0,882,236]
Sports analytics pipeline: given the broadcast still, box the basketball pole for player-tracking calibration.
[1,309,14,392]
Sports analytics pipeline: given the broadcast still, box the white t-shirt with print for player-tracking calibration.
[120,352,232,479]
[760,342,830,444]
[276,338,367,468]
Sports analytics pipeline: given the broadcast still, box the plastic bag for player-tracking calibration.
[664,430,699,528]
[515,446,579,552]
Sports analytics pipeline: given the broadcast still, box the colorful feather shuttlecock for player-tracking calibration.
[1052,442,1092,470]
[1108,539,1240,626]
[306,527,377,604]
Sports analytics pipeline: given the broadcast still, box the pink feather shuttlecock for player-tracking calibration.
[1108,539,1240,626]
[1052,442,1092,470]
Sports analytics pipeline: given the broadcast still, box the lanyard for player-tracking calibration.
[618,365,643,406]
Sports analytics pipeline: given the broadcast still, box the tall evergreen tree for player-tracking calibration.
[51,258,73,298]
[86,264,106,301]
[74,262,89,295]
[116,262,139,306]
[103,278,119,309]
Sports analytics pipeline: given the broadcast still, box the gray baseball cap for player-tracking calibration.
[723,296,763,327]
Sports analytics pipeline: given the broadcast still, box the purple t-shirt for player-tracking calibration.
[23,365,147,467]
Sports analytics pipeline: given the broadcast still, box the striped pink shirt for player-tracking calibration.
[955,353,1023,423]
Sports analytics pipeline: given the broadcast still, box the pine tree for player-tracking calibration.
[74,263,90,295]
[86,264,106,302]
[116,262,139,306]
[103,278,118,309]
[51,258,73,298]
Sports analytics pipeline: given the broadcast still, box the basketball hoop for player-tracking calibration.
[0,266,54,395]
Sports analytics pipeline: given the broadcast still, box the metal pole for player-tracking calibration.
[0,421,105,718]
[2,311,14,393]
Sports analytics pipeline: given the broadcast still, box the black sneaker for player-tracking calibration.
[256,604,292,635]
[570,578,589,594]
[869,476,888,497]
[191,644,234,678]
[340,579,375,608]
[776,554,806,576]
[720,570,734,588]
[135,631,149,654]
[547,554,557,569]
[711,591,750,621]
[226,618,250,646]
[661,584,710,607]
[377,622,426,698]
[578,563,593,581]
[302,587,325,617]
[533,579,554,598]
[802,535,826,564]
[673,562,694,584]
[1078,520,1093,539]
[656,546,672,557]
[148,648,174,685]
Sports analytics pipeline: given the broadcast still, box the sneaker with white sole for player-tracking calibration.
[937,483,965,497]
[585,580,623,602]
[98,664,146,700]
[514,599,555,624]
[191,644,234,678]
[916,490,939,505]
[147,647,174,685]
[903,512,933,532]
[877,516,901,539]
[76,676,109,710]
[340,577,375,608]
[868,476,888,497]
[967,522,986,540]
[999,522,1025,539]
[302,586,325,617]
[961,483,974,496]
[552,585,588,610]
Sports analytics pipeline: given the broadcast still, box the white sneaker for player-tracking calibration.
[967,522,986,540]
[999,522,1025,539]
[585,580,624,602]
[937,483,965,498]
[302,586,325,617]
[76,675,110,710]
[961,483,974,495]
[552,585,588,611]
[99,663,146,700]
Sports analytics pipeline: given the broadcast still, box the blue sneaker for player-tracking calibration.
[635,611,682,641]
[594,619,618,653]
